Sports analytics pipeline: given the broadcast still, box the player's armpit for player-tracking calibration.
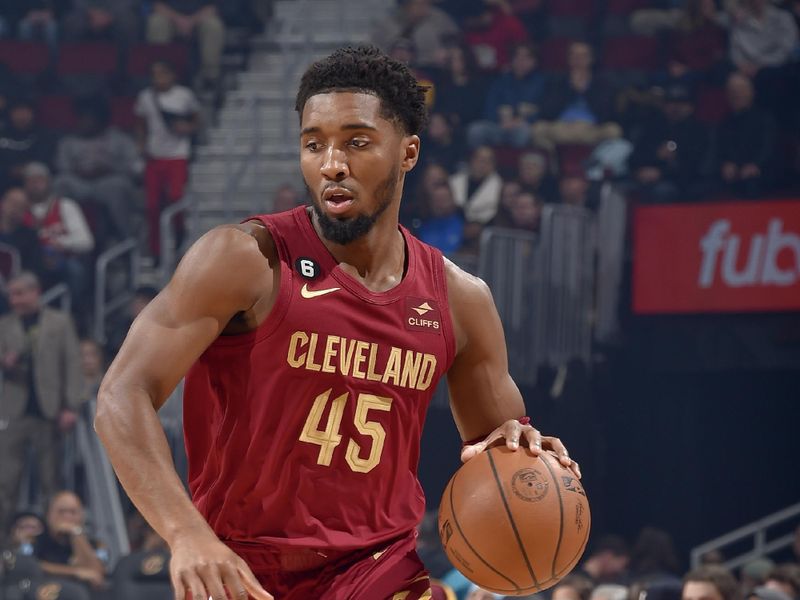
[443,259,526,443]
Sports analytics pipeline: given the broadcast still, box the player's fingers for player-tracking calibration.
[503,420,523,450]
[197,564,227,600]
[219,562,248,600]
[522,426,543,455]
[179,572,206,600]
[569,459,582,480]
[171,574,185,600]
[236,558,274,600]
[543,436,571,467]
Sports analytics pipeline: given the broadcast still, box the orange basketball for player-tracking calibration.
[438,447,590,596]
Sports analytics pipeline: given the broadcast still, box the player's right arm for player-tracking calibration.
[94,224,274,600]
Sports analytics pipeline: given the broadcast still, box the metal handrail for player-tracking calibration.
[93,238,139,343]
[690,502,800,569]
[41,282,71,313]
[159,193,194,285]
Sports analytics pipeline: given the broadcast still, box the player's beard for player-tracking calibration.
[311,165,400,245]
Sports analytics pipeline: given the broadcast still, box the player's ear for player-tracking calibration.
[401,135,420,172]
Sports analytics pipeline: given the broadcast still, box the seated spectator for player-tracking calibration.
[79,338,105,402]
[54,94,143,244]
[743,559,779,592]
[532,41,622,154]
[63,0,140,45]
[559,169,592,208]
[490,189,543,233]
[23,162,95,304]
[405,161,452,229]
[449,145,503,225]
[728,0,798,79]
[628,83,714,203]
[664,0,728,83]
[420,112,466,173]
[467,42,545,149]
[146,1,226,88]
[371,0,459,69]
[33,490,107,593]
[0,97,56,192]
[6,510,45,555]
[270,183,303,213]
[631,526,681,582]
[717,72,776,198]
[682,565,739,600]
[463,0,528,71]
[112,521,171,600]
[515,150,557,202]
[553,573,595,600]
[15,1,67,52]
[105,285,159,357]
[417,182,465,254]
[135,60,201,260]
[765,565,800,600]
[433,42,488,129]
[0,187,45,278]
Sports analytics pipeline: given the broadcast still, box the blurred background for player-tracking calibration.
[0,0,798,598]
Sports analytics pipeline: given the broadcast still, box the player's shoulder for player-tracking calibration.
[443,256,493,308]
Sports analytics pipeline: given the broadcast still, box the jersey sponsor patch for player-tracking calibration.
[405,297,441,333]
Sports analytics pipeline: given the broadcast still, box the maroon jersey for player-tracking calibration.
[183,207,456,552]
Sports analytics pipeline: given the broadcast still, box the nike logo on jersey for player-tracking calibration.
[301,283,341,299]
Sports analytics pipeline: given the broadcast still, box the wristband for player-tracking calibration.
[462,416,532,447]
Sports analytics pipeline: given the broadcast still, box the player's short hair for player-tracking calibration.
[295,45,428,135]
[684,566,740,600]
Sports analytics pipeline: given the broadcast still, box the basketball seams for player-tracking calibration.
[486,449,540,592]
[446,466,521,592]
[538,453,565,580]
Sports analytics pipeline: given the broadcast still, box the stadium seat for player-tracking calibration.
[37,95,79,131]
[539,37,573,71]
[558,143,594,176]
[602,35,661,71]
[57,42,119,76]
[126,43,190,81]
[111,96,137,131]
[0,40,49,75]
[606,0,649,14]
[547,0,594,17]
[695,85,730,125]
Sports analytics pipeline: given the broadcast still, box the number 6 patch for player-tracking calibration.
[295,257,321,280]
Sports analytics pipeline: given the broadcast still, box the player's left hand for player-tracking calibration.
[460,419,581,479]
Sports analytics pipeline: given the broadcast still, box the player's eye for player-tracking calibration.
[304,141,321,152]
[349,138,369,148]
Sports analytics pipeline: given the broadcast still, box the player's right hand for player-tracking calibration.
[169,532,273,600]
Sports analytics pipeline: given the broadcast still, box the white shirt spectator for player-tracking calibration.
[135,85,200,159]
[449,171,503,224]
[730,4,799,68]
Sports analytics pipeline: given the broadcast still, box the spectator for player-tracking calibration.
[271,183,303,213]
[0,97,56,191]
[728,0,798,78]
[105,285,159,357]
[63,0,140,45]
[387,38,437,109]
[405,161,452,228]
[467,42,546,149]
[417,182,465,254]
[559,169,592,208]
[135,60,201,259]
[79,338,105,402]
[743,559,778,592]
[628,82,714,203]
[449,145,503,225]
[575,534,630,585]
[463,0,528,71]
[0,272,84,536]
[515,150,557,202]
[631,526,681,581]
[6,510,45,555]
[112,520,171,600]
[0,187,45,278]
[553,574,595,600]
[765,565,800,600]
[491,189,543,233]
[371,0,459,69]
[33,490,107,593]
[433,42,488,128]
[15,1,67,53]
[420,112,466,173]
[664,0,728,82]
[146,1,226,88]
[683,566,740,600]
[532,41,622,154]
[54,94,143,244]
[22,162,95,302]
[717,72,776,198]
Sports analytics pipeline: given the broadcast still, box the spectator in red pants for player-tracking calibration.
[134,60,201,260]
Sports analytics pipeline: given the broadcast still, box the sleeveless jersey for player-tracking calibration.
[183,207,457,551]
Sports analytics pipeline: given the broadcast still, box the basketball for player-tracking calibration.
[438,447,591,596]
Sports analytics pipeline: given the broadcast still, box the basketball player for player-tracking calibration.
[95,46,580,600]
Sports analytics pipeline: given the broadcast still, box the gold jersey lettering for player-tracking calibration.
[321,335,339,373]
[305,333,322,372]
[287,331,309,368]
[366,343,382,381]
[382,347,402,386]
[400,350,423,389]
[339,337,357,376]
[416,354,437,391]
[352,340,370,380]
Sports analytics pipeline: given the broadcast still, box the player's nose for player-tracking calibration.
[320,146,348,181]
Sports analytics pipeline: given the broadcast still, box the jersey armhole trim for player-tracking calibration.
[432,247,457,372]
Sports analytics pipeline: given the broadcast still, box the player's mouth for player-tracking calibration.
[322,187,355,215]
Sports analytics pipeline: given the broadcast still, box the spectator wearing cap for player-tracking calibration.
[54,94,142,245]
[63,0,140,46]
[22,162,95,302]
[717,72,776,198]
[135,60,201,259]
[683,566,740,600]
[371,0,459,69]
[0,97,56,191]
[628,83,714,203]
[532,41,622,155]
[467,42,546,149]
[462,0,528,71]
[146,0,226,88]
[0,187,45,279]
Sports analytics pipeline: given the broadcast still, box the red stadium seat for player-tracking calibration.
[602,35,661,71]
[539,37,573,71]
[57,42,119,75]
[695,85,730,125]
[548,0,594,17]
[126,43,190,80]
[606,0,650,14]
[558,143,594,176]
[110,96,137,131]
[37,95,79,131]
[0,41,49,75]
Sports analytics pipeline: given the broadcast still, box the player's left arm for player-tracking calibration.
[444,259,581,478]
